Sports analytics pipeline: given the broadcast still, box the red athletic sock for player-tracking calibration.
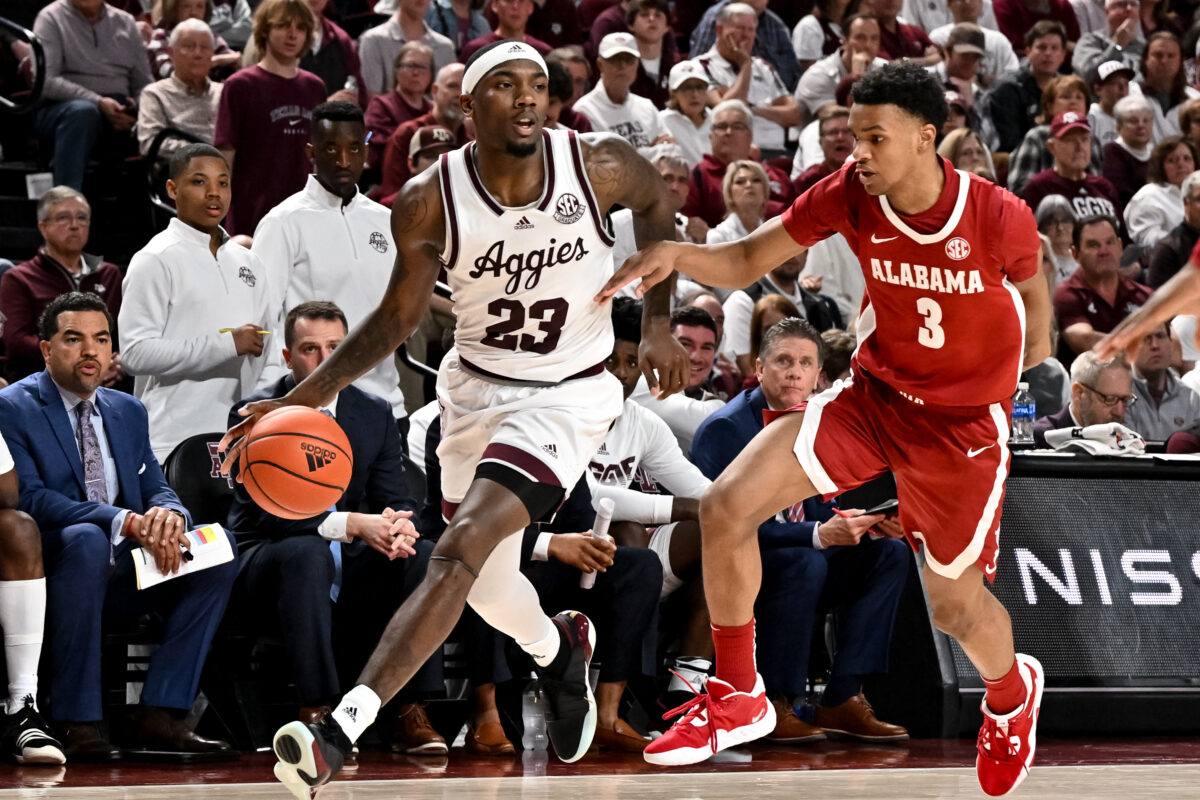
[983,659,1028,715]
[711,619,757,693]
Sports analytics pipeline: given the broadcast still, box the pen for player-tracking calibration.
[219,328,271,335]
[365,131,373,144]
[179,542,194,562]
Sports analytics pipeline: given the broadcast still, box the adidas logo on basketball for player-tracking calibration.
[542,444,558,458]
[514,215,535,230]
[301,442,338,472]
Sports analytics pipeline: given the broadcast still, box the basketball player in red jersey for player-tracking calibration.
[598,63,1052,797]
[219,41,689,798]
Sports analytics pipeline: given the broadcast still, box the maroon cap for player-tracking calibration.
[409,125,456,159]
[1049,111,1090,139]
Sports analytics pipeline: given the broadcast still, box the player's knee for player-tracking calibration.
[0,509,42,577]
[928,592,973,638]
[698,485,752,539]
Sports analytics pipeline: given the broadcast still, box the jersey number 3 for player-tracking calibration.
[916,297,945,349]
[481,298,569,354]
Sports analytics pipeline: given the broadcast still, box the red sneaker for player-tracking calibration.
[976,654,1044,796]
[644,673,775,766]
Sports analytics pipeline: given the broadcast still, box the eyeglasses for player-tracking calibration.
[48,212,90,225]
[397,62,431,72]
[1108,0,1139,8]
[1080,382,1137,407]
[712,122,751,133]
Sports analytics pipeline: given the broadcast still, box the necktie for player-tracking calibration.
[76,400,109,505]
[321,408,343,602]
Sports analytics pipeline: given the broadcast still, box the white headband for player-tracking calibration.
[462,42,549,94]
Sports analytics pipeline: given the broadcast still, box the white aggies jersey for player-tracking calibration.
[438,127,616,383]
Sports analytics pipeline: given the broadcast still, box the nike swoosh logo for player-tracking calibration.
[985,562,997,576]
[870,234,898,243]
[967,443,996,458]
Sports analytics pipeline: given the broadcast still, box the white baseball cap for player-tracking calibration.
[598,32,640,60]
[669,60,708,91]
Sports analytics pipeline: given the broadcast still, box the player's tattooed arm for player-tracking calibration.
[582,134,690,397]
[288,173,446,408]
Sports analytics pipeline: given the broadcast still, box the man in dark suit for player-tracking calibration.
[690,316,909,743]
[0,292,234,761]
[225,301,444,755]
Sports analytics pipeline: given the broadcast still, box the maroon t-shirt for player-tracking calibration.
[1052,270,1152,362]
[364,92,432,168]
[213,66,328,235]
[877,22,933,61]
[682,153,795,228]
[460,32,552,63]
[377,113,475,204]
[1022,169,1120,221]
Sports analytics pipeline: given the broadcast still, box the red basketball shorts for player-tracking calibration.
[792,370,1012,581]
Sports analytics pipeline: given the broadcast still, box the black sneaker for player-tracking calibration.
[535,610,597,764]
[273,715,351,800]
[3,695,65,765]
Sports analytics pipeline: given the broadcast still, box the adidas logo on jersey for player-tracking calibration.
[514,216,535,230]
[597,443,608,454]
[542,444,559,458]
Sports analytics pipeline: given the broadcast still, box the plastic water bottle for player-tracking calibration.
[521,679,548,751]
[1011,382,1035,444]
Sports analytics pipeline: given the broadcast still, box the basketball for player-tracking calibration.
[240,406,353,519]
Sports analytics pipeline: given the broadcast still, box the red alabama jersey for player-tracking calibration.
[783,159,1040,407]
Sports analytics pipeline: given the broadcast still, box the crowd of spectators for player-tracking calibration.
[5,0,1200,769]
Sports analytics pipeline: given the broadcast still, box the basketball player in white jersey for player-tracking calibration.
[219,40,688,797]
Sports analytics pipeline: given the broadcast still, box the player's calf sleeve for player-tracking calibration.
[465,531,562,667]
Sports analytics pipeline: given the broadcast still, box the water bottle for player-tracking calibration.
[1011,382,1035,444]
[521,679,548,751]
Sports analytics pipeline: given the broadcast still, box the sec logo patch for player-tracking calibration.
[945,237,970,261]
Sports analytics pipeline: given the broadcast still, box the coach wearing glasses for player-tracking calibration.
[1033,350,1138,445]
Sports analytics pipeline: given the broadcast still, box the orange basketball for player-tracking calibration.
[241,406,354,520]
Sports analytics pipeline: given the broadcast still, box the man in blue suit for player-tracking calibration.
[0,292,235,760]
[225,301,444,755]
[690,316,909,743]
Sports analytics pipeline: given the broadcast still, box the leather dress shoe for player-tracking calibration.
[814,693,909,742]
[593,718,650,752]
[126,706,231,753]
[392,703,448,755]
[465,720,515,755]
[55,721,121,762]
[766,696,826,743]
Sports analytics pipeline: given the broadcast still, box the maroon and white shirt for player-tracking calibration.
[438,128,615,383]
[783,158,1041,407]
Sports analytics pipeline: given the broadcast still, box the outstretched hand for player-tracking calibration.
[594,241,680,304]
[217,397,291,480]
[640,326,690,400]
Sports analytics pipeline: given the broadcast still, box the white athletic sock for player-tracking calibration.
[332,685,381,744]
[524,617,561,667]
[0,579,45,713]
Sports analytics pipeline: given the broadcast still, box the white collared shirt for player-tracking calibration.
[253,175,406,417]
[120,217,273,461]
